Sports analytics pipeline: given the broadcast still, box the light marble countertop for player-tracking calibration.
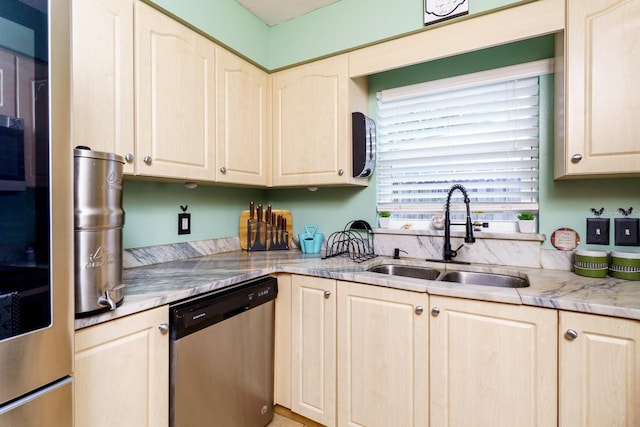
[75,250,640,329]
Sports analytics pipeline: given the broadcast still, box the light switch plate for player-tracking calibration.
[614,218,639,246]
[178,213,191,235]
[586,218,609,245]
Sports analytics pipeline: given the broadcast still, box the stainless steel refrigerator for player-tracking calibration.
[0,0,73,425]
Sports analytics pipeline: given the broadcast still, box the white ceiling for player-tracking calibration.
[235,0,340,26]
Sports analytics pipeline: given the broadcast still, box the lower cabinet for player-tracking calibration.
[281,275,639,427]
[291,275,337,426]
[429,295,558,427]
[559,310,640,427]
[288,275,428,427]
[337,281,429,427]
[74,306,169,427]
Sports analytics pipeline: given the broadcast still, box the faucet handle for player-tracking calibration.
[451,244,465,259]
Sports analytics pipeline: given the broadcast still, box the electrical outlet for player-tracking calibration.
[178,213,191,235]
[586,218,609,245]
[614,218,639,246]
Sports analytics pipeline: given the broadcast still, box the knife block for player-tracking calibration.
[239,210,292,250]
[245,219,290,251]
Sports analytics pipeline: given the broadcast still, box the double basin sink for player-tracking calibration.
[367,264,529,288]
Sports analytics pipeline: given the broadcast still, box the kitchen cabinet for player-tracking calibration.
[291,275,337,426]
[216,48,270,186]
[135,1,216,181]
[555,0,640,178]
[337,281,429,427]
[74,305,169,427]
[271,54,368,187]
[429,296,557,426]
[71,0,135,174]
[559,311,640,427]
[274,273,292,408]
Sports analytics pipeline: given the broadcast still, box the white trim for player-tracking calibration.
[377,58,554,102]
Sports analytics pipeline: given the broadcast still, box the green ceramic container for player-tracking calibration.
[609,251,640,280]
[574,249,608,278]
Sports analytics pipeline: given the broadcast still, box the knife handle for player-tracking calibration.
[257,204,262,222]
[249,201,254,220]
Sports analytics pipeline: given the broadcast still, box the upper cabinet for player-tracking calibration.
[135,1,216,181]
[272,54,368,187]
[71,0,135,174]
[216,48,270,186]
[555,0,640,178]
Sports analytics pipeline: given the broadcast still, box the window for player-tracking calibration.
[376,59,553,226]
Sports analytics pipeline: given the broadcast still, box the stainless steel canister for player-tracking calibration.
[73,147,125,316]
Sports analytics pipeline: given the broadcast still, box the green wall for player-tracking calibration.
[150,0,527,70]
[125,1,640,253]
[148,0,270,66]
[122,179,266,248]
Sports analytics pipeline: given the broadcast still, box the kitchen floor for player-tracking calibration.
[268,407,325,427]
[268,413,304,427]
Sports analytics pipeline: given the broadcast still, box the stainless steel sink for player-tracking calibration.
[367,264,442,281]
[438,271,529,288]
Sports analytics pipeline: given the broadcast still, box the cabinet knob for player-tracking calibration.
[158,323,169,334]
[220,166,227,174]
[571,154,583,163]
[143,155,152,165]
[565,329,578,340]
[431,307,440,317]
[324,290,331,299]
[415,306,424,315]
[124,153,134,163]
[338,169,344,176]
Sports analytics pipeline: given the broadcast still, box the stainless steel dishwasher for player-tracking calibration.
[169,276,277,427]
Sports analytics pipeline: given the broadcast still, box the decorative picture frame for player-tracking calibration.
[424,0,469,26]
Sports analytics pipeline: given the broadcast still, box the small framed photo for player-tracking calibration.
[424,0,469,26]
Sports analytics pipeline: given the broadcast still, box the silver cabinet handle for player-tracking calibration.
[143,155,152,165]
[124,153,134,163]
[324,290,331,299]
[219,166,227,174]
[158,323,169,334]
[338,169,344,176]
[431,307,440,317]
[565,329,578,340]
[571,154,583,163]
[415,306,424,315]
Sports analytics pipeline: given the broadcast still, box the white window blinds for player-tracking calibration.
[376,60,552,220]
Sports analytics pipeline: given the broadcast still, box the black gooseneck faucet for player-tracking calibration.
[443,184,476,262]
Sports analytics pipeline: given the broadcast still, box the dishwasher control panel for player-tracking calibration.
[169,276,277,340]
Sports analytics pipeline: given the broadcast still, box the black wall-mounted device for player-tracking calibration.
[352,112,376,178]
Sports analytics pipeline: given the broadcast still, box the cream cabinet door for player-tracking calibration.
[0,49,16,116]
[74,306,169,427]
[274,273,292,408]
[272,54,368,187]
[216,48,270,186]
[559,311,640,427]
[291,275,336,426]
[555,0,640,178]
[429,296,557,427]
[337,281,429,427]
[71,0,135,173]
[135,2,216,181]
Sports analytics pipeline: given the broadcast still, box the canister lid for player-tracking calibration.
[74,146,124,164]
[611,251,640,259]
[574,249,608,257]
